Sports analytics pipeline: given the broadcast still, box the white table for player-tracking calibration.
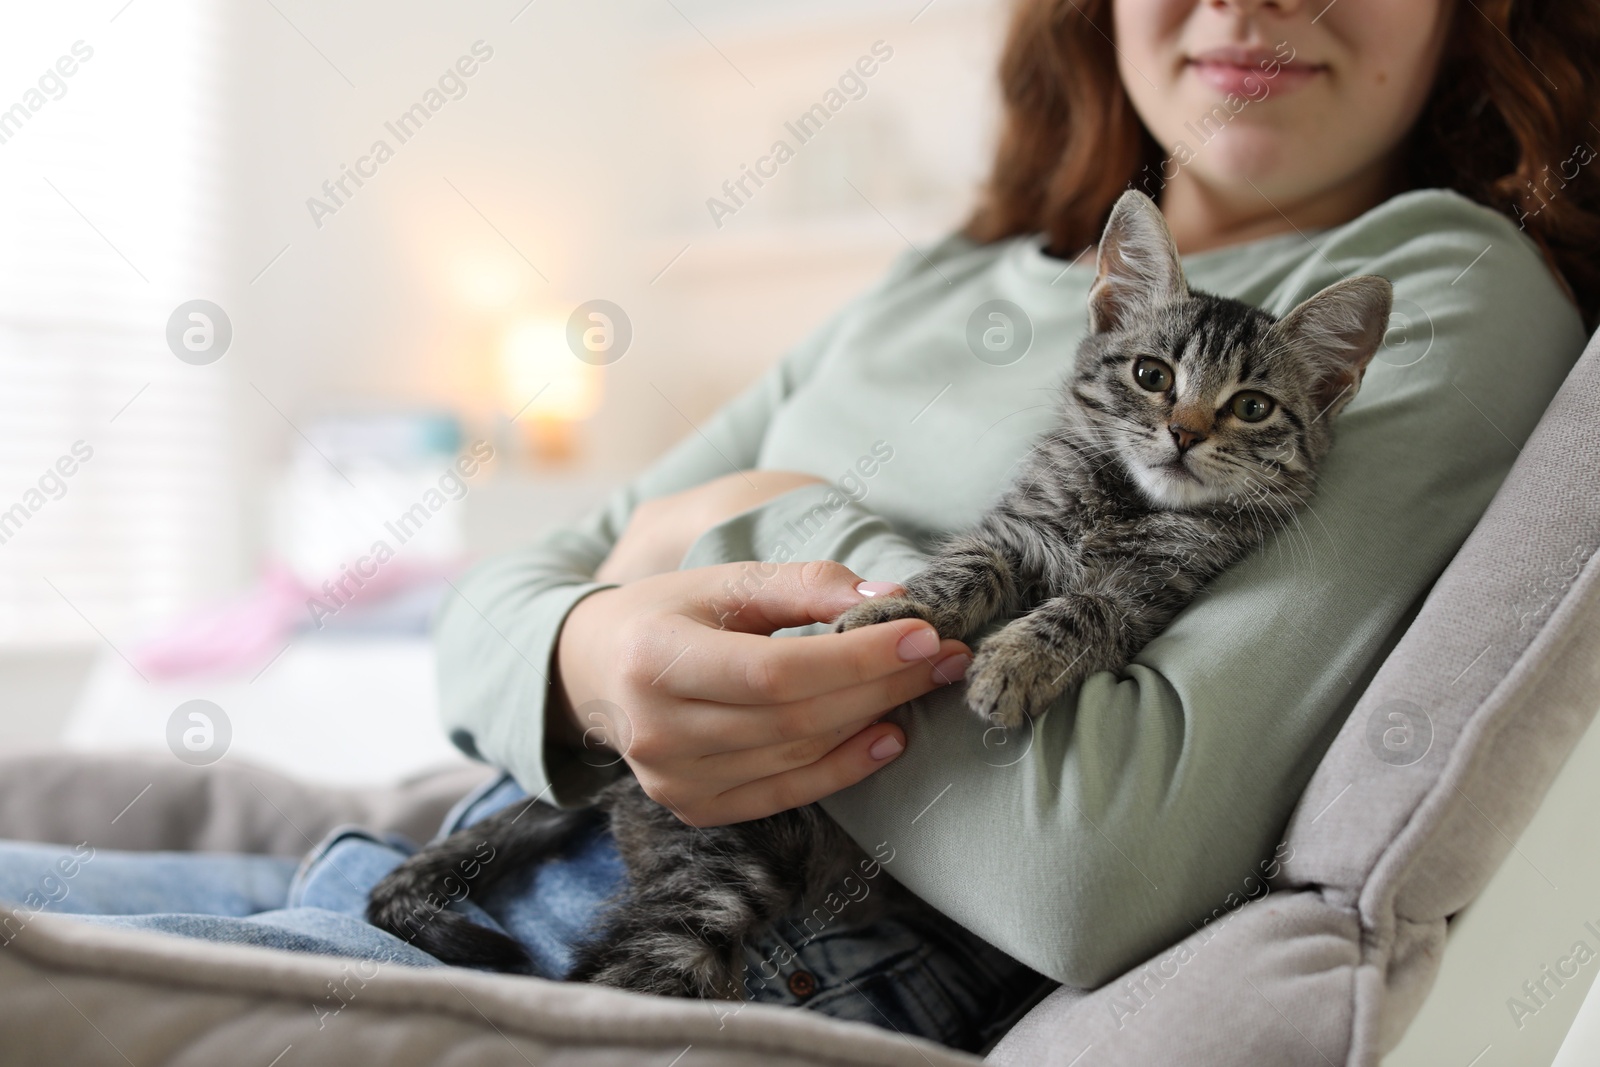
[64,636,470,786]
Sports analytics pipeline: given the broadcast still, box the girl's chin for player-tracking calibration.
[1168,132,1305,192]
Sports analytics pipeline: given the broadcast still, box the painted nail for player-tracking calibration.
[932,654,971,685]
[895,626,940,662]
[868,734,904,761]
[856,581,902,598]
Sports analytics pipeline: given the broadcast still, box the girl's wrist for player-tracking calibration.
[548,590,610,751]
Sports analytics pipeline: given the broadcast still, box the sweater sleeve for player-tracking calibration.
[433,317,848,806]
[674,192,1589,986]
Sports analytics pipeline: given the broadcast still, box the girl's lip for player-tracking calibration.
[1185,51,1326,97]
[1189,45,1307,67]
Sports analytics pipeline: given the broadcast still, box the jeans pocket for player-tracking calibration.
[745,910,1052,1053]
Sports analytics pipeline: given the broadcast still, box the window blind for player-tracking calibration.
[0,1,232,647]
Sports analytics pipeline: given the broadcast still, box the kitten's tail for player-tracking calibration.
[367,797,604,973]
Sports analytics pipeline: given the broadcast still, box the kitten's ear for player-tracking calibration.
[1274,275,1393,419]
[1088,191,1188,333]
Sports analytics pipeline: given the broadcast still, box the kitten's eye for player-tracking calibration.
[1228,391,1275,422]
[1132,358,1174,393]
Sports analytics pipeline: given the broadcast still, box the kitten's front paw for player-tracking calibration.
[965,629,1065,729]
[834,596,938,634]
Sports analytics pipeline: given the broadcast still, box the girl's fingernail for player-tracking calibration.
[856,581,902,598]
[895,626,940,661]
[869,734,904,761]
[932,654,971,685]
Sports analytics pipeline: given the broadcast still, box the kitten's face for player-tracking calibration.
[1075,298,1321,509]
[1071,191,1392,512]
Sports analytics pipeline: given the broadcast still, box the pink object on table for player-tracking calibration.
[129,560,456,680]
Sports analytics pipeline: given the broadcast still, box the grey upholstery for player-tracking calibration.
[3,331,1598,1066]
[0,750,492,857]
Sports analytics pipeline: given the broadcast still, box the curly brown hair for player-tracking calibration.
[964,0,1600,326]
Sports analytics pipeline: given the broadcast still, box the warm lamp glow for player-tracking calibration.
[500,316,603,461]
[452,259,523,309]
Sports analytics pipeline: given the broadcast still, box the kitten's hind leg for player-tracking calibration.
[368,798,604,972]
[835,533,1016,641]
[965,591,1133,728]
[566,871,755,999]
[569,797,842,999]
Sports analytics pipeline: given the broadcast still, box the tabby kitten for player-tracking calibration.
[834,191,1392,725]
[369,190,1392,999]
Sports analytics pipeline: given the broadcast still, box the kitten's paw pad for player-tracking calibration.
[965,636,1063,729]
[834,596,937,633]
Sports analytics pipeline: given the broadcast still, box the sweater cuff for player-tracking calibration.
[436,580,622,808]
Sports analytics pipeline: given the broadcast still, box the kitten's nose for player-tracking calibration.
[1168,424,1206,453]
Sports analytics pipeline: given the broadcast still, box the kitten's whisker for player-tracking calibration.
[1283,513,1319,573]
[1234,493,1318,574]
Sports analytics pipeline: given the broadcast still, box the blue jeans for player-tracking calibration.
[0,774,1050,1052]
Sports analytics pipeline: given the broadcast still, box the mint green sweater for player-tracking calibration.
[435,190,1586,987]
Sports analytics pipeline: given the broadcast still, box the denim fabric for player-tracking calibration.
[740,905,1053,1052]
[0,774,1050,1052]
[0,839,297,917]
[0,836,442,968]
[429,776,627,980]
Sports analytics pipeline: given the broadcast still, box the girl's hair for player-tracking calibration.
[964,0,1600,325]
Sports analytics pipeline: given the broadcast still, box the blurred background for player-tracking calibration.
[0,0,1006,782]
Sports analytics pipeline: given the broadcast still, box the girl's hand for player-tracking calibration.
[595,471,827,586]
[552,560,971,826]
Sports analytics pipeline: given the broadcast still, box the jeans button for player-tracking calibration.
[787,969,817,999]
